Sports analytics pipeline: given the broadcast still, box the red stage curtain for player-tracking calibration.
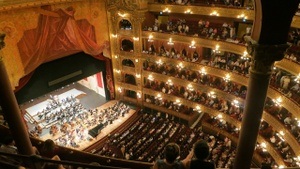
[16,5,114,99]
[17,5,108,75]
[14,71,34,92]
[96,72,103,88]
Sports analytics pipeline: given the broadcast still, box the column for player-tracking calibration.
[0,33,34,155]
[233,37,288,169]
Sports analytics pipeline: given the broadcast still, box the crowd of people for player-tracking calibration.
[95,112,238,168]
[156,0,246,8]
[29,98,131,149]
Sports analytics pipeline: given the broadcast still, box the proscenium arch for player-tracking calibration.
[15,52,111,104]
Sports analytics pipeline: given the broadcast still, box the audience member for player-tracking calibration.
[182,140,216,169]
[153,143,184,169]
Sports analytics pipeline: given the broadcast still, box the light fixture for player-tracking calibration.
[148,34,154,42]
[189,40,196,48]
[199,67,207,75]
[137,92,141,98]
[273,97,282,107]
[210,11,219,16]
[118,12,127,17]
[167,38,174,45]
[135,59,139,63]
[217,114,223,119]
[237,14,247,21]
[115,69,121,73]
[212,45,221,54]
[187,84,194,91]
[162,7,171,13]
[241,51,250,60]
[114,55,118,59]
[193,105,201,113]
[184,9,192,14]
[177,62,184,70]
[232,99,239,107]
[295,73,300,83]
[208,91,216,98]
[166,79,173,86]
[148,75,154,81]
[118,87,122,93]
[135,74,141,78]
[111,34,118,38]
[156,59,163,65]
[133,37,139,41]
[223,73,231,82]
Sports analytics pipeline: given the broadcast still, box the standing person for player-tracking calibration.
[182,140,216,169]
[153,143,184,169]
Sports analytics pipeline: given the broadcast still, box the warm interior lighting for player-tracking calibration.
[137,92,141,98]
[217,114,223,119]
[114,55,118,59]
[208,91,216,98]
[148,75,154,81]
[115,69,121,73]
[199,67,207,75]
[135,74,141,78]
[162,8,171,13]
[148,34,154,42]
[118,87,122,93]
[166,79,173,86]
[295,73,300,83]
[210,11,219,16]
[193,105,201,113]
[184,9,192,14]
[187,84,194,91]
[118,12,127,17]
[232,99,239,107]
[223,73,231,82]
[135,59,139,63]
[156,59,163,65]
[237,13,247,21]
[273,97,282,107]
[167,38,174,45]
[133,37,139,41]
[177,62,184,69]
[279,131,285,136]
[212,45,221,54]
[111,34,118,38]
[241,51,250,60]
[189,40,196,48]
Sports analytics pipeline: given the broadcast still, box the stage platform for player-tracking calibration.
[19,83,136,151]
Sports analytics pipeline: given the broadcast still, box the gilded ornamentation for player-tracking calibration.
[0,21,17,39]
[245,36,289,75]
[0,33,5,50]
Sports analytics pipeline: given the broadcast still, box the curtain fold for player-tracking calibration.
[16,6,113,99]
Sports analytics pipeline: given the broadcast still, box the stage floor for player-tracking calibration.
[19,83,135,150]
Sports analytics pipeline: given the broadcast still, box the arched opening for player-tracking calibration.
[122,59,135,67]
[124,74,136,85]
[119,19,132,30]
[121,39,134,52]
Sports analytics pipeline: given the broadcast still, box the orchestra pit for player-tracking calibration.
[0,0,299,169]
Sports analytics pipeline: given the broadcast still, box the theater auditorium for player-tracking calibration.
[0,0,299,169]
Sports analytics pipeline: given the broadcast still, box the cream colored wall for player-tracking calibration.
[0,0,110,88]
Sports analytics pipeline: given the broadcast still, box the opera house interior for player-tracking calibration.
[0,0,299,169]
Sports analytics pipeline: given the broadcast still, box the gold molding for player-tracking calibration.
[262,112,300,157]
[142,31,246,55]
[275,59,300,76]
[142,54,299,118]
[256,135,285,166]
[0,0,84,12]
[147,3,255,21]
